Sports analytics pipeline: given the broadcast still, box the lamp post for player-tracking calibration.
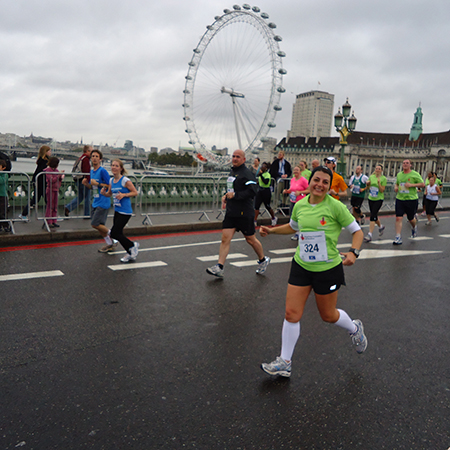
[334,98,357,176]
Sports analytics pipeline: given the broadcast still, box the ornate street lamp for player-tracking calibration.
[334,98,357,176]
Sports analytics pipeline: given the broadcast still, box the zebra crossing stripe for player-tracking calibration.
[108,261,167,271]
[0,270,64,282]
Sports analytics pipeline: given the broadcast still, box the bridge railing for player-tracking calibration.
[3,173,450,234]
[139,174,223,225]
[0,171,32,233]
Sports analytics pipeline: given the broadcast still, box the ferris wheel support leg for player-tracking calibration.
[232,98,243,150]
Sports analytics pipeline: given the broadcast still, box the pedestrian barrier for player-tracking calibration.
[0,171,32,234]
[139,174,223,225]
[3,171,450,234]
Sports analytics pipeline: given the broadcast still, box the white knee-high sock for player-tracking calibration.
[280,319,300,362]
[334,309,357,334]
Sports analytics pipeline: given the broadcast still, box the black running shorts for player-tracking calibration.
[288,259,346,295]
[222,215,255,236]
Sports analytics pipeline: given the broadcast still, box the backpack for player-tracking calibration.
[72,156,84,180]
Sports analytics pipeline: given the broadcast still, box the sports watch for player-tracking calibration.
[349,248,360,258]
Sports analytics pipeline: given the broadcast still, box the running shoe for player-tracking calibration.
[120,253,133,263]
[291,232,299,241]
[393,236,402,245]
[256,256,270,275]
[360,214,365,225]
[98,242,118,253]
[18,214,29,222]
[271,217,278,226]
[411,225,418,238]
[425,220,432,226]
[435,214,439,222]
[378,225,385,236]
[363,233,372,243]
[261,356,291,377]
[130,242,140,259]
[206,264,224,278]
[351,319,368,353]
[421,211,426,217]
[254,221,258,228]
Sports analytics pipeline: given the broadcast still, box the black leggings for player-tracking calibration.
[110,212,134,253]
[22,179,46,216]
[425,199,438,216]
[368,199,383,222]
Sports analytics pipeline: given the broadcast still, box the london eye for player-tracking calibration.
[183,4,286,167]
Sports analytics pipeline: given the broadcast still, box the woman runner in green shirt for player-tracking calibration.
[363,164,387,242]
[259,166,366,378]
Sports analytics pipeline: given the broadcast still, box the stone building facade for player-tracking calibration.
[275,130,450,181]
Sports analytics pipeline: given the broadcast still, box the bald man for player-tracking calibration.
[311,159,320,170]
[206,149,270,278]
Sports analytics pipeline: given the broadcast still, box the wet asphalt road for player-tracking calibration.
[1,214,450,449]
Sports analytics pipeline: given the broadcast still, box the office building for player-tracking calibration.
[288,90,334,139]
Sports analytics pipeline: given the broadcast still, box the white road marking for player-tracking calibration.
[269,243,353,254]
[109,238,246,254]
[439,234,450,238]
[108,261,168,271]
[269,248,296,255]
[197,253,248,262]
[231,257,291,267]
[0,270,64,282]
[231,248,441,267]
[368,237,433,245]
[358,249,441,259]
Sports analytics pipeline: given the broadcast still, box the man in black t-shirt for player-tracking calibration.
[206,149,271,278]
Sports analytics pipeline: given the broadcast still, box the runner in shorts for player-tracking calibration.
[206,149,270,278]
[254,162,277,227]
[348,165,368,225]
[393,159,424,245]
[364,164,387,242]
[82,150,113,250]
[258,165,367,378]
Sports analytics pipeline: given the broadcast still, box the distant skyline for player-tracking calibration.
[1,0,450,150]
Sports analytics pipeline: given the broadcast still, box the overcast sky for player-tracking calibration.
[1,0,449,151]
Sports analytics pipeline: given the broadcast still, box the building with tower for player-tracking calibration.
[275,106,450,181]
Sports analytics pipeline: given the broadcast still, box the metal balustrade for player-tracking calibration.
[1,171,450,234]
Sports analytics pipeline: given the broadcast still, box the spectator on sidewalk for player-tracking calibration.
[19,145,51,220]
[65,145,92,217]
[43,157,65,229]
[269,150,292,207]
